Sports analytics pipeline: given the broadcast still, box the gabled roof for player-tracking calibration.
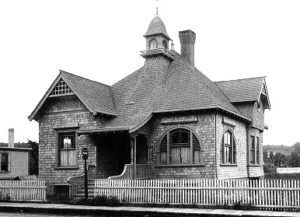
[215,77,271,109]
[144,15,171,40]
[28,70,116,121]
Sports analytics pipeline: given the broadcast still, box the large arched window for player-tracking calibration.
[159,128,201,165]
[149,39,157,50]
[221,130,236,164]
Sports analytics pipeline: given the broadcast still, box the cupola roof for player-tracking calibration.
[144,15,170,40]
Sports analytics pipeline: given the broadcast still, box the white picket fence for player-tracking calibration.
[94,179,300,209]
[0,180,46,201]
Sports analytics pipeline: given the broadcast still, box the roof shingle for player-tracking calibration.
[215,77,266,103]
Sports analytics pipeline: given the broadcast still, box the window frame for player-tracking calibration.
[56,130,78,169]
[158,127,202,166]
[0,152,9,172]
[249,135,261,165]
[221,130,237,165]
[149,39,158,50]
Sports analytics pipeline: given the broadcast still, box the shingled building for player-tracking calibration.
[29,12,270,192]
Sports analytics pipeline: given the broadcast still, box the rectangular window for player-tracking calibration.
[0,153,9,172]
[250,136,255,164]
[58,132,77,167]
[256,137,260,164]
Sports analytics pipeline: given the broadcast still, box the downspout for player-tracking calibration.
[215,112,218,179]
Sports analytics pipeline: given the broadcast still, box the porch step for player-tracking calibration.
[73,179,96,199]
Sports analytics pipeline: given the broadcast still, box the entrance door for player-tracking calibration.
[136,135,148,164]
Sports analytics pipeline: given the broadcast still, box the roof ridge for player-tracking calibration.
[59,70,111,88]
[215,76,266,83]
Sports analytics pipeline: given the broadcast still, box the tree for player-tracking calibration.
[27,140,38,175]
[269,151,275,164]
[293,142,300,154]
[274,152,287,167]
[263,151,269,163]
[287,152,300,167]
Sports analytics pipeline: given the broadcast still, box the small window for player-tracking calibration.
[249,135,260,165]
[149,39,157,49]
[221,131,236,164]
[159,128,201,165]
[162,40,168,49]
[58,132,77,167]
[0,153,9,172]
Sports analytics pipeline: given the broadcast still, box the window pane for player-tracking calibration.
[58,132,76,166]
[250,136,255,164]
[181,147,189,164]
[1,153,8,171]
[170,148,181,164]
[170,129,189,146]
[171,131,179,144]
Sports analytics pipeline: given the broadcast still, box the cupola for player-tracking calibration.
[141,12,174,60]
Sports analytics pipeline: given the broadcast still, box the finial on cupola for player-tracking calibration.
[156,0,159,16]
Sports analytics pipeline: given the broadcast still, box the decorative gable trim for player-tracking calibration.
[29,71,96,121]
[258,79,271,110]
[49,79,74,97]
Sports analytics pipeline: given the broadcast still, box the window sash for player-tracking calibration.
[160,129,201,165]
[0,153,8,172]
[222,131,236,164]
[256,137,260,164]
[58,132,77,167]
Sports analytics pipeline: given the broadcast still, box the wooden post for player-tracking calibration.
[134,135,137,179]
[130,135,137,179]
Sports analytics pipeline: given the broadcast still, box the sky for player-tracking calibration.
[0,0,299,146]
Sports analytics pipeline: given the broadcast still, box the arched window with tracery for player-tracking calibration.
[149,39,157,50]
[159,128,201,165]
[221,130,236,164]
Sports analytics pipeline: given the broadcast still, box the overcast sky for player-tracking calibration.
[0,0,299,146]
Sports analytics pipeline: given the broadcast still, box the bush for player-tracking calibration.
[47,193,70,204]
[232,201,253,210]
[0,192,10,202]
[70,195,121,206]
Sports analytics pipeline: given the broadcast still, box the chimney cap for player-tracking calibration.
[179,29,196,35]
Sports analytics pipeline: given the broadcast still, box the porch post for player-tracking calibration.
[130,135,137,179]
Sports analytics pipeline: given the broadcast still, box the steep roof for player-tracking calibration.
[108,53,250,132]
[144,15,171,39]
[215,77,271,109]
[28,70,116,121]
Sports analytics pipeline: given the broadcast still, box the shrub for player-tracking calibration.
[0,192,10,202]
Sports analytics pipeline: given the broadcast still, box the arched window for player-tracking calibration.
[162,40,168,49]
[149,39,157,49]
[159,128,201,165]
[221,130,236,164]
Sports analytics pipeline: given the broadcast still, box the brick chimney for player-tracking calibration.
[8,128,14,148]
[179,30,196,66]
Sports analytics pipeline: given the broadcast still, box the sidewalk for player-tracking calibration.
[0,202,298,217]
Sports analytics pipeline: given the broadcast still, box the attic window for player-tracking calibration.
[50,79,74,97]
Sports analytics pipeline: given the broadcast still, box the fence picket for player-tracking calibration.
[92,178,300,210]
